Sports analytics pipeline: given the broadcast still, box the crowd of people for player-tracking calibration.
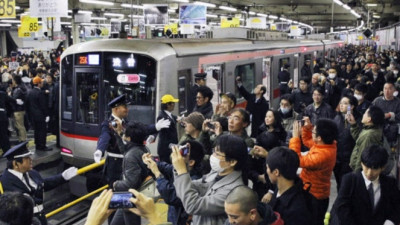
[0,49,62,155]
[1,44,400,225]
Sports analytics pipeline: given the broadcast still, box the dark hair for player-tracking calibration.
[260,85,266,96]
[230,108,250,127]
[36,68,44,74]
[266,146,299,180]
[12,74,22,85]
[354,83,368,94]
[160,102,174,111]
[215,116,228,132]
[299,76,311,84]
[197,86,213,102]
[315,119,338,144]
[216,134,248,171]
[7,158,23,169]
[267,110,285,131]
[0,192,34,225]
[349,79,359,89]
[367,106,385,127]
[180,140,205,168]
[361,144,388,169]
[280,94,293,105]
[342,95,358,108]
[313,86,324,96]
[225,186,258,213]
[124,121,148,145]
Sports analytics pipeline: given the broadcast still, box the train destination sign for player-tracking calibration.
[117,74,140,84]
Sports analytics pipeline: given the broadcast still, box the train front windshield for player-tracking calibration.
[61,52,157,136]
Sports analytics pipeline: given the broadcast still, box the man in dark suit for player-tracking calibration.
[0,141,77,225]
[157,94,179,163]
[25,76,51,151]
[188,73,206,114]
[236,76,269,138]
[334,144,400,225]
[278,64,291,96]
[0,83,16,155]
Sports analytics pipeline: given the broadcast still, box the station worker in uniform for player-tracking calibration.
[0,141,78,225]
[278,64,291,96]
[157,94,179,163]
[94,94,171,186]
[188,73,207,114]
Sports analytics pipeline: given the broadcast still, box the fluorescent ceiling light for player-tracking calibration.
[269,15,278,19]
[373,15,380,18]
[60,22,71,25]
[333,0,343,6]
[121,3,144,9]
[104,13,124,17]
[15,6,20,10]
[128,15,144,18]
[1,19,20,23]
[366,3,378,7]
[206,14,218,18]
[68,10,72,13]
[219,6,237,12]
[343,4,351,10]
[193,1,216,8]
[350,9,360,18]
[80,22,96,26]
[168,9,176,13]
[257,13,268,17]
[78,10,93,14]
[172,0,189,2]
[0,23,11,27]
[249,11,256,15]
[79,0,114,6]
[91,17,107,20]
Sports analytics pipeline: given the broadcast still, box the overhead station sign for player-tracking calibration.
[29,0,68,17]
[0,0,16,18]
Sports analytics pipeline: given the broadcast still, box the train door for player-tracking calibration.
[270,55,291,109]
[177,69,191,115]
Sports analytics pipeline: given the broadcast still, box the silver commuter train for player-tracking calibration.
[59,38,344,166]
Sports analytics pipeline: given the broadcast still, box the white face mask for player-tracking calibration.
[354,94,362,101]
[394,70,399,75]
[210,154,224,173]
[280,107,290,114]
[394,91,399,97]
[328,73,336,79]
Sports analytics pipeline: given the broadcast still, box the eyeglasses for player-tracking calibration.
[196,96,204,99]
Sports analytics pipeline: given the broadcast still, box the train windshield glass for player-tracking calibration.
[103,53,157,124]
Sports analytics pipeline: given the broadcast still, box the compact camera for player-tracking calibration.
[110,120,118,128]
[109,192,135,209]
[206,122,215,130]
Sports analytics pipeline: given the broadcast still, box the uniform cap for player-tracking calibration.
[283,64,290,69]
[161,94,179,104]
[32,76,43,85]
[108,95,127,108]
[3,141,32,161]
[220,92,236,106]
[194,73,207,79]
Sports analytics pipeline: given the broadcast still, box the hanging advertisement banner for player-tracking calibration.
[179,4,206,24]
[144,4,168,25]
[29,0,68,17]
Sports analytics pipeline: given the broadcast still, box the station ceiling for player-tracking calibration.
[14,0,400,33]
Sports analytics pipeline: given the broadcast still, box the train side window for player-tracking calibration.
[235,63,255,99]
[76,72,100,124]
[61,55,73,121]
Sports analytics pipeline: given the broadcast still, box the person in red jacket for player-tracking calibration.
[289,117,338,225]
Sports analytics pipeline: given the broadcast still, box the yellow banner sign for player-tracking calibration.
[18,27,31,38]
[0,0,16,18]
[271,24,277,30]
[221,18,239,28]
[21,16,39,33]
[164,23,178,35]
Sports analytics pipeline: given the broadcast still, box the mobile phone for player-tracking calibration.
[298,119,305,126]
[206,122,215,130]
[347,105,351,115]
[180,145,189,156]
[109,192,135,209]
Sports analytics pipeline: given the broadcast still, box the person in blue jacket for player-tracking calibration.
[142,140,204,225]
